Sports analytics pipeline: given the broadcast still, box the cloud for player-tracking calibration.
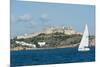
[16,14,38,28]
[11,15,16,23]
[40,13,49,22]
[17,14,32,22]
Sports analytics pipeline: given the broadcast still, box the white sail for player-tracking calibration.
[78,24,90,51]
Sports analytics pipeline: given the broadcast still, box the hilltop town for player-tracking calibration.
[16,26,82,39]
[11,26,95,51]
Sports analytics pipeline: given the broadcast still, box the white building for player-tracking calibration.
[38,42,46,47]
[43,26,76,35]
[15,41,36,48]
[16,32,40,39]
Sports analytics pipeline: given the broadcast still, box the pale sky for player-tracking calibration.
[11,0,95,38]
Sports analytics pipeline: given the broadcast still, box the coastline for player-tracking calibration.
[10,43,95,51]
[10,44,79,51]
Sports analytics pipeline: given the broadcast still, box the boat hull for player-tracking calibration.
[78,48,90,51]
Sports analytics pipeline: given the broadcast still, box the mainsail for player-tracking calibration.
[78,24,90,51]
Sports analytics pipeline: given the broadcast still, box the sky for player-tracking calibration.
[11,0,95,38]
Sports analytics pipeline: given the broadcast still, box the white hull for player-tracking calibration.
[78,48,90,51]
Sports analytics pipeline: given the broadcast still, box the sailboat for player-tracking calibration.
[78,24,90,51]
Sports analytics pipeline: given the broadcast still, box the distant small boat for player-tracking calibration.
[78,24,90,51]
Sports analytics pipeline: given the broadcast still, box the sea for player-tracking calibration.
[10,47,95,67]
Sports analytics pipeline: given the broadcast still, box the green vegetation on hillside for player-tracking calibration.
[11,32,83,48]
[11,32,95,49]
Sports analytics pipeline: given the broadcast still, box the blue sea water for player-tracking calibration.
[11,47,95,67]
